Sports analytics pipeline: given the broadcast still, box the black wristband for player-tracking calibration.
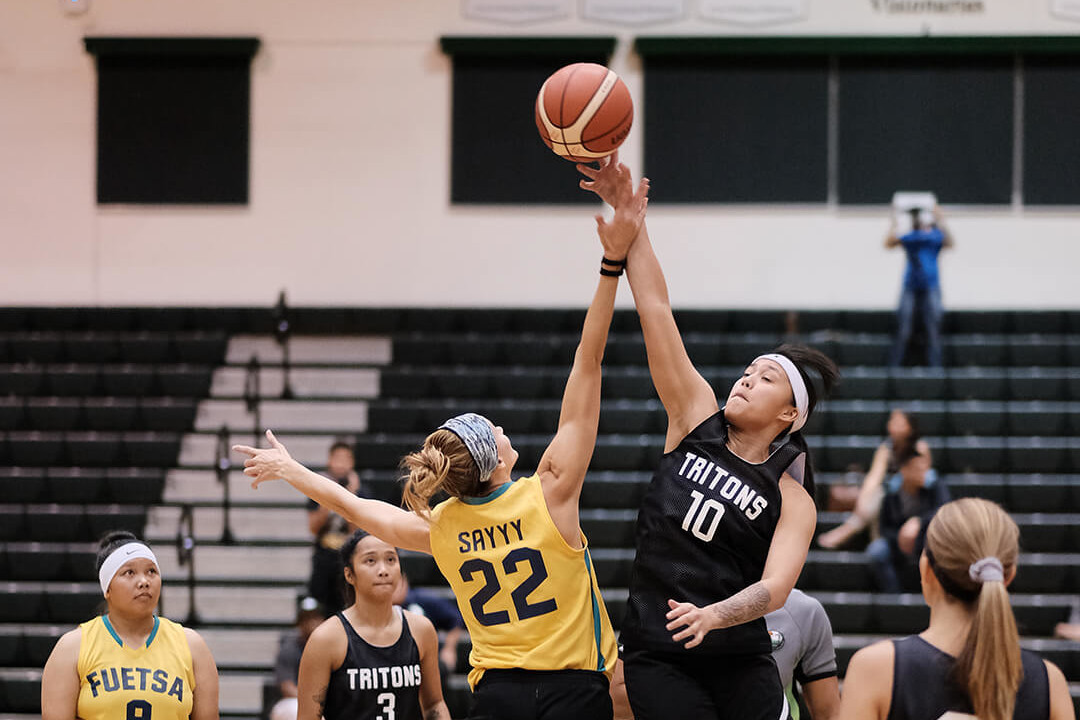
[600,266,623,277]
[601,256,627,268]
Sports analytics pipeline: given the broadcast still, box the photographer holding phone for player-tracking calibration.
[885,199,953,368]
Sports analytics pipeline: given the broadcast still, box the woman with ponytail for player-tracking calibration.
[839,497,1074,720]
[235,179,649,720]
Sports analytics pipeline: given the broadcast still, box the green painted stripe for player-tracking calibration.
[440,36,617,57]
[103,614,161,648]
[584,547,606,672]
[102,614,123,648]
[635,35,1080,57]
[145,615,160,648]
[460,480,514,505]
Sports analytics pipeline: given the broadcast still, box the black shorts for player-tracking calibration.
[467,668,612,720]
[621,646,789,720]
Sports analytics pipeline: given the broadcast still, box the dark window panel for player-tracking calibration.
[86,37,258,205]
[1023,54,1080,205]
[837,54,1013,205]
[450,54,610,204]
[643,55,829,203]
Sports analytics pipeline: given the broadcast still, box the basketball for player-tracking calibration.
[535,63,633,163]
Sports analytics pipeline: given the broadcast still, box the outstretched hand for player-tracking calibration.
[577,150,635,208]
[233,429,296,489]
[595,176,649,261]
[665,598,718,650]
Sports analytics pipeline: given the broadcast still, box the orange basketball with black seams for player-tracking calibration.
[535,63,634,163]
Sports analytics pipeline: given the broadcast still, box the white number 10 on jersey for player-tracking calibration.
[681,490,726,542]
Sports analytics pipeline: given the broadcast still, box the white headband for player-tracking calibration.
[99,543,159,596]
[754,353,809,433]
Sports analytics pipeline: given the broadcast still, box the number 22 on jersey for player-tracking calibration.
[458,547,558,626]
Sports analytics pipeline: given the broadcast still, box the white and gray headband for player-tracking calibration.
[439,413,499,483]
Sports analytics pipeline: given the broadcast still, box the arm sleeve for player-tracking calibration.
[794,598,838,683]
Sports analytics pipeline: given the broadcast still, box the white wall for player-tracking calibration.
[1,0,1078,309]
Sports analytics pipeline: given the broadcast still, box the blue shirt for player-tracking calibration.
[900,228,945,291]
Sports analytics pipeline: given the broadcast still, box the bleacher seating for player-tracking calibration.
[0,313,226,718]
[1,308,1079,718]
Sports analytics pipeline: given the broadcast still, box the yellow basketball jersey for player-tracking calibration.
[76,615,195,720]
[429,474,617,689]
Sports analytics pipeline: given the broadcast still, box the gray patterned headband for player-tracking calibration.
[439,413,498,483]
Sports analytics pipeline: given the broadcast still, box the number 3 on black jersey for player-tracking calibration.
[459,547,558,626]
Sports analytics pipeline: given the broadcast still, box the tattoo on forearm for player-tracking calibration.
[423,707,445,720]
[710,583,771,629]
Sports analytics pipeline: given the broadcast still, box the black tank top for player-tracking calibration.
[888,636,1050,720]
[621,410,811,656]
[324,608,424,720]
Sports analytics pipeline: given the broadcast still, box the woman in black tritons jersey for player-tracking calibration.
[296,529,449,720]
[839,497,1073,720]
[579,154,838,720]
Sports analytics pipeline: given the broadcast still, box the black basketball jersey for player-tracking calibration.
[323,608,424,720]
[888,636,1050,720]
[621,409,811,656]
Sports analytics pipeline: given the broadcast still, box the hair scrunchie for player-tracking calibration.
[968,556,1005,584]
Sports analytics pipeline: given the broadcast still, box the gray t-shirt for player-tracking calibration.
[766,588,838,689]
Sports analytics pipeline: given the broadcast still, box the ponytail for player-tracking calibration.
[958,580,1022,720]
[400,428,482,517]
[925,498,1022,720]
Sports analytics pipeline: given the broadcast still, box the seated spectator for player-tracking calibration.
[308,440,364,613]
[393,569,465,675]
[819,409,930,550]
[269,596,324,720]
[867,450,949,593]
[1054,622,1080,642]
[1054,599,1080,641]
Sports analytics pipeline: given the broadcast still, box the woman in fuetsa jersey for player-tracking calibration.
[297,529,448,720]
[41,531,219,720]
[839,497,1074,720]
[235,179,649,720]
[579,153,838,720]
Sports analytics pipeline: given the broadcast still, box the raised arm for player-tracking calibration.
[537,178,648,534]
[235,431,432,554]
[934,205,954,249]
[579,156,717,450]
[885,217,902,248]
[625,226,722,449]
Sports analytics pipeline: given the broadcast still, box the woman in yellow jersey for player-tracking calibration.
[235,179,649,720]
[40,531,220,720]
